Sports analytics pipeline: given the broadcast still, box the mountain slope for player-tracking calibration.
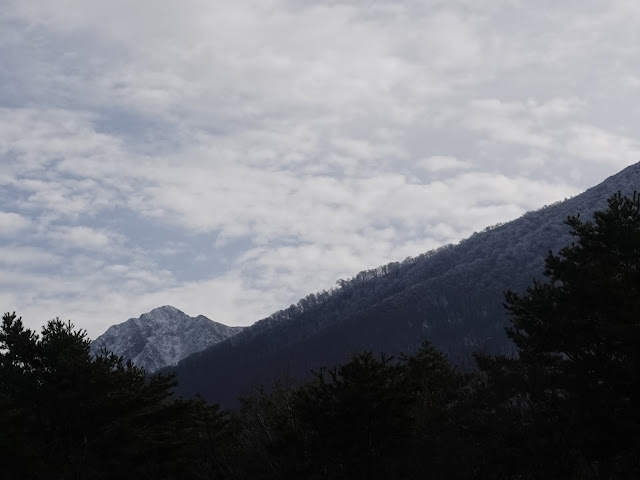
[173,162,640,407]
[91,305,243,372]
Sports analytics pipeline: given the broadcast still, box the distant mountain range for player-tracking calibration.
[90,305,243,372]
[164,162,640,407]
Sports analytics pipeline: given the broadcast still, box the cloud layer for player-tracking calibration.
[1,0,638,337]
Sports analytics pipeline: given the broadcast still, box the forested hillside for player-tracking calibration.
[173,162,640,407]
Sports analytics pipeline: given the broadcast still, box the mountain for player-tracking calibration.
[171,162,640,407]
[91,305,244,372]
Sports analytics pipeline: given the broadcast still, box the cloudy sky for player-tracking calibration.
[2,0,640,338]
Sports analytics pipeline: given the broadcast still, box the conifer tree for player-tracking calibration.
[502,191,640,478]
[0,313,229,480]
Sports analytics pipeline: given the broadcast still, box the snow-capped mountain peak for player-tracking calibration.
[90,305,243,372]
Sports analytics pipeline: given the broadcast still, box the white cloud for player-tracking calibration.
[0,212,30,235]
[418,156,472,172]
[0,246,59,266]
[463,98,555,150]
[564,125,640,167]
[49,226,114,250]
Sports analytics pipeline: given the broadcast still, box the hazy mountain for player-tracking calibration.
[172,162,640,407]
[91,305,243,372]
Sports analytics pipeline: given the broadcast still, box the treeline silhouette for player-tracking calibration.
[2,192,639,479]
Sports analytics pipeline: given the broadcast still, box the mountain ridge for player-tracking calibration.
[172,162,640,407]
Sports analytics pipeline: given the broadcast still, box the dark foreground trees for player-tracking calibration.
[233,343,467,480]
[0,314,230,480]
[475,191,640,479]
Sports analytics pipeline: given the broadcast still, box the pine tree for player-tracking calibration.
[502,192,640,478]
[0,313,229,480]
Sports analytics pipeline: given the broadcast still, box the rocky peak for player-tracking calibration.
[90,306,243,372]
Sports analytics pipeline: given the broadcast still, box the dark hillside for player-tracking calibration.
[173,162,640,407]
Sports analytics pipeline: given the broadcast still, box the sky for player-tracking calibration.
[2,0,640,339]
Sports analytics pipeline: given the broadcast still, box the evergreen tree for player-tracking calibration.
[297,351,412,479]
[498,192,640,478]
[234,381,306,479]
[0,313,230,480]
